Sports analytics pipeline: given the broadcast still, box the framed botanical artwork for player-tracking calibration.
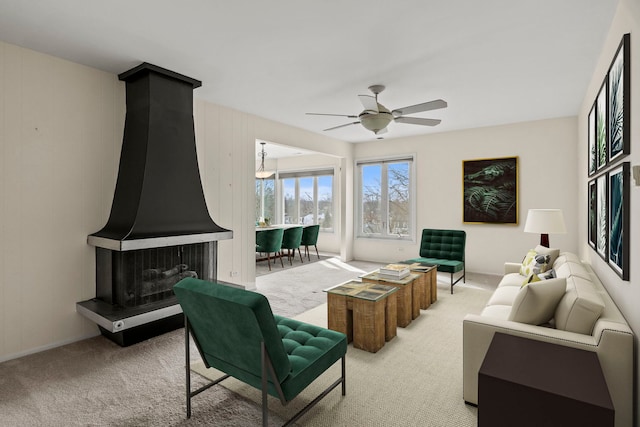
[596,173,608,260]
[608,33,630,164]
[588,179,597,249]
[588,105,596,176]
[595,80,608,171]
[462,156,518,224]
[608,162,630,280]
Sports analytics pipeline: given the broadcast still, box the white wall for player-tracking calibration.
[577,0,640,416]
[352,117,579,274]
[0,41,125,360]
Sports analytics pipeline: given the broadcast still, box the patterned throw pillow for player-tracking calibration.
[538,269,556,280]
[520,249,551,276]
[522,273,541,287]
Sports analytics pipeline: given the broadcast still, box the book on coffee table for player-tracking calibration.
[379,264,410,279]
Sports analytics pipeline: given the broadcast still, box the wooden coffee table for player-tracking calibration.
[360,271,421,327]
[398,261,438,306]
[324,280,398,353]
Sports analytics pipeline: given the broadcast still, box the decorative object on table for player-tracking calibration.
[596,174,608,260]
[523,209,566,248]
[462,156,518,224]
[608,33,630,165]
[379,263,411,279]
[607,162,630,280]
[255,141,274,179]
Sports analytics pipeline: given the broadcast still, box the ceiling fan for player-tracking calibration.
[306,85,447,136]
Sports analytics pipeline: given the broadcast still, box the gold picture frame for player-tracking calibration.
[462,156,518,224]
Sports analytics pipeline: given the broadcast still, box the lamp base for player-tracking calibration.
[540,234,550,248]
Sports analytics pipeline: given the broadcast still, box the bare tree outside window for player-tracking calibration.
[359,159,413,239]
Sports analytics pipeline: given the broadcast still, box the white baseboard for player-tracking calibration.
[0,331,101,364]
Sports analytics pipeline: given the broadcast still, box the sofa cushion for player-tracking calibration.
[519,249,550,276]
[508,277,567,325]
[554,277,605,334]
[487,285,521,306]
[480,304,512,320]
[555,261,592,281]
[553,252,581,268]
[499,272,528,287]
[534,245,560,267]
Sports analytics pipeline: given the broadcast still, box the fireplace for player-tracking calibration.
[77,63,232,346]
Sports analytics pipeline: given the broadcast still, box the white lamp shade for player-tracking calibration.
[524,209,567,234]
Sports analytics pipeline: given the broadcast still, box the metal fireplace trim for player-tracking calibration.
[76,297,183,333]
[88,231,233,251]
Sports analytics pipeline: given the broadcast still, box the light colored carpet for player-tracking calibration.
[0,258,496,426]
[192,284,491,426]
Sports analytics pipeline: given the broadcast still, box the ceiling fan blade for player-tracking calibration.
[323,121,360,132]
[358,95,379,114]
[394,116,441,126]
[306,112,358,118]
[392,99,447,117]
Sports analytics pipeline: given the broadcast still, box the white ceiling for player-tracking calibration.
[0,0,618,148]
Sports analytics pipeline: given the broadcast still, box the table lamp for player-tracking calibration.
[523,209,566,247]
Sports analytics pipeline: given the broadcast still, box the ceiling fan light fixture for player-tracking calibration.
[360,106,393,134]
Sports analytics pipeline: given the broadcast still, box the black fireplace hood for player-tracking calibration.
[88,63,232,251]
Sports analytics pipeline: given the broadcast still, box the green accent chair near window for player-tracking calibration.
[173,278,347,427]
[281,226,304,265]
[300,224,320,261]
[406,228,466,294]
[256,228,284,271]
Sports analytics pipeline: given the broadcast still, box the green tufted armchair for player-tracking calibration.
[407,228,466,294]
[174,278,347,426]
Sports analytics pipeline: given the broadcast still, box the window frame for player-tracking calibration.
[355,155,416,241]
[278,168,335,232]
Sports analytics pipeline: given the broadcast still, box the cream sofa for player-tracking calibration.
[463,247,633,427]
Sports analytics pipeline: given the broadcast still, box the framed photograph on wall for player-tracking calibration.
[588,179,597,249]
[462,156,518,224]
[595,80,608,171]
[596,173,608,260]
[608,162,630,280]
[608,33,630,164]
[588,105,597,176]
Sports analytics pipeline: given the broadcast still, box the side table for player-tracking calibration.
[324,280,398,353]
[478,333,614,426]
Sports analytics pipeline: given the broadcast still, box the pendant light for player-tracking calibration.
[255,142,274,179]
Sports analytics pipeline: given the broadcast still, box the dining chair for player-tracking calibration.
[301,224,320,261]
[280,226,304,265]
[256,228,284,271]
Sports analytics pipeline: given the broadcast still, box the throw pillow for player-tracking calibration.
[538,269,556,280]
[519,249,551,276]
[534,245,560,267]
[508,277,567,325]
[521,273,541,287]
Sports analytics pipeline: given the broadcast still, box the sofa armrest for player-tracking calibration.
[462,313,597,405]
[504,262,521,275]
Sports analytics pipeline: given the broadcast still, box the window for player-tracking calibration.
[279,169,334,231]
[357,156,414,239]
[255,178,275,223]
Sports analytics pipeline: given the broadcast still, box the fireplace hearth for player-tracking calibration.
[77,63,232,346]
